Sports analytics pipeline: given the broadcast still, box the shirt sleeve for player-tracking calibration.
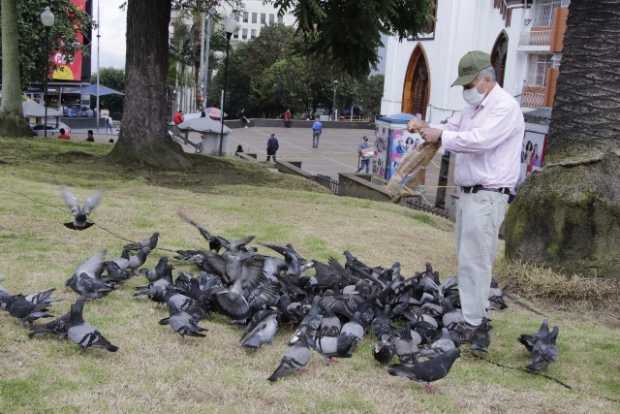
[440,104,518,154]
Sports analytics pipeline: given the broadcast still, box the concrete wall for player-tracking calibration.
[381,0,527,124]
[338,173,393,202]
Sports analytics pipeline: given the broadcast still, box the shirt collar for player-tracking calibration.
[478,83,500,110]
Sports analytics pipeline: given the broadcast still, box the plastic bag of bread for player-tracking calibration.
[385,142,440,202]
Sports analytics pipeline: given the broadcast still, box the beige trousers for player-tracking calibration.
[455,190,508,326]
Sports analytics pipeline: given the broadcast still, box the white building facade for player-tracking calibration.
[224,0,297,42]
[380,0,570,123]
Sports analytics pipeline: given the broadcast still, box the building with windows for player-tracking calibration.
[380,0,569,123]
[224,0,297,42]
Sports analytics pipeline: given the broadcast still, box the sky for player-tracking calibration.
[90,0,127,71]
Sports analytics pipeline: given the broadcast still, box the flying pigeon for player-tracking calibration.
[67,298,118,352]
[66,273,115,300]
[519,320,559,372]
[61,187,102,230]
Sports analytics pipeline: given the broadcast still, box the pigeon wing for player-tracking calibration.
[83,191,102,215]
[62,188,80,214]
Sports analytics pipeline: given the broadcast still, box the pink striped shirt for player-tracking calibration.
[434,85,525,189]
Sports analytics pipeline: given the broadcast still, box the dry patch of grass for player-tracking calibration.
[0,137,619,413]
[496,260,620,311]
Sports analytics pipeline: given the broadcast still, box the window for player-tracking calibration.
[527,54,553,86]
[243,12,248,23]
[269,14,275,25]
[252,12,257,24]
[260,13,266,25]
[277,15,284,24]
[251,29,257,39]
[234,15,240,22]
[532,0,562,27]
[233,29,239,39]
[242,28,248,40]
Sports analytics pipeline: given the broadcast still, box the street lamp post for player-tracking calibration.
[219,15,240,156]
[40,6,55,138]
[332,80,339,121]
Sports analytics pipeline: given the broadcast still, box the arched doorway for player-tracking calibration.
[402,45,430,120]
[491,31,509,87]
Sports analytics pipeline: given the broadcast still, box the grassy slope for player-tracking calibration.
[0,137,618,414]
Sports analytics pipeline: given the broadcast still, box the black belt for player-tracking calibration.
[461,185,511,195]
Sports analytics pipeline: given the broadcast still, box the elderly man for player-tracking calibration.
[408,51,524,353]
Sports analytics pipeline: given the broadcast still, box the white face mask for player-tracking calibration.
[463,86,485,107]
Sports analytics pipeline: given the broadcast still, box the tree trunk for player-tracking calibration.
[0,0,32,136]
[504,0,620,277]
[107,0,191,169]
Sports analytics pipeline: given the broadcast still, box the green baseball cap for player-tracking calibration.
[451,51,492,87]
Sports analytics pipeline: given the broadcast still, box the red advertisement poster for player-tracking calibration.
[51,0,86,81]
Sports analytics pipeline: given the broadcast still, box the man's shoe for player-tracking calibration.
[448,321,478,346]
[470,319,492,354]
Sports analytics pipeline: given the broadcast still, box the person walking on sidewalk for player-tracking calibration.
[311,117,322,149]
[266,133,279,162]
[407,51,524,354]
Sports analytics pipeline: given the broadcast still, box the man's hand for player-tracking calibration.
[420,127,443,144]
[407,118,428,133]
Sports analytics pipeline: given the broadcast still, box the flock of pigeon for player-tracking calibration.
[0,188,560,389]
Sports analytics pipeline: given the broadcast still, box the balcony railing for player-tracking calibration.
[520,28,552,46]
[521,85,547,108]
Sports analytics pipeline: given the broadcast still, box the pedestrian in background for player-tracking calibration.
[266,133,279,162]
[311,117,322,149]
[86,130,95,142]
[283,108,292,128]
[173,109,184,125]
[357,136,371,174]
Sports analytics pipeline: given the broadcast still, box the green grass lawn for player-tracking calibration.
[0,137,619,414]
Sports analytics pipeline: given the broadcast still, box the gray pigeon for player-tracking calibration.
[66,273,114,299]
[319,316,341,337]
[133,277,173,303]
[67,299,118,352]
[140,256,173,283]
[3,290,55,325]
[215,278,250,320]
[240,309,278,349]
[388,348,460,390]
[527,326,559,372]
[417,328,457,358]
[159,311,207,338]
[123,232,159,254]
[395,328,422,364]
[62,187,102,230]
[268,343,312,382]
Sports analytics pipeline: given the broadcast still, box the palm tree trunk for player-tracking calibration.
[504,0,620,277]
[0,0,32,136]
[108,0,191,168]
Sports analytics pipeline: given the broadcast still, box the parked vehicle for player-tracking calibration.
[31,121,72,137]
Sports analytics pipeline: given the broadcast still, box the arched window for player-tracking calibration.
[401,45,430,120]
[491,31,509,87]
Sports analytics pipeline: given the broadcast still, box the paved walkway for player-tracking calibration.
[228,127,372,178]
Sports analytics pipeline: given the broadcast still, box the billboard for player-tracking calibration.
[50,0,92,81]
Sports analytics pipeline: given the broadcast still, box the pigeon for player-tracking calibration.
[104,248,149,282]
[66,273,115,300]
[319,315,342,337]
[62,187,102,230]
[139,256,173,283]
[519,319,551,353]
[67,298,118,352]
[178,211,230,253]
[394,327,422,364]
[519,320,559,372]
[215,278,250,320]
[70,251,107,280]
[240,309,278,349]
[373,335,396,365]
[123,232,159,254]
[159,311,207,338]
[3,290,55,324]
[388,348,460,391]
[527,326,559,373]
[29,304,73,338]
[133,276,174,303]
[417,328,457,358]
[268,343,312,382]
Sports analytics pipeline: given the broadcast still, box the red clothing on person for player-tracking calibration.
[284,110,291,121]
[58,132,70,140]
[173,111,184,125]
